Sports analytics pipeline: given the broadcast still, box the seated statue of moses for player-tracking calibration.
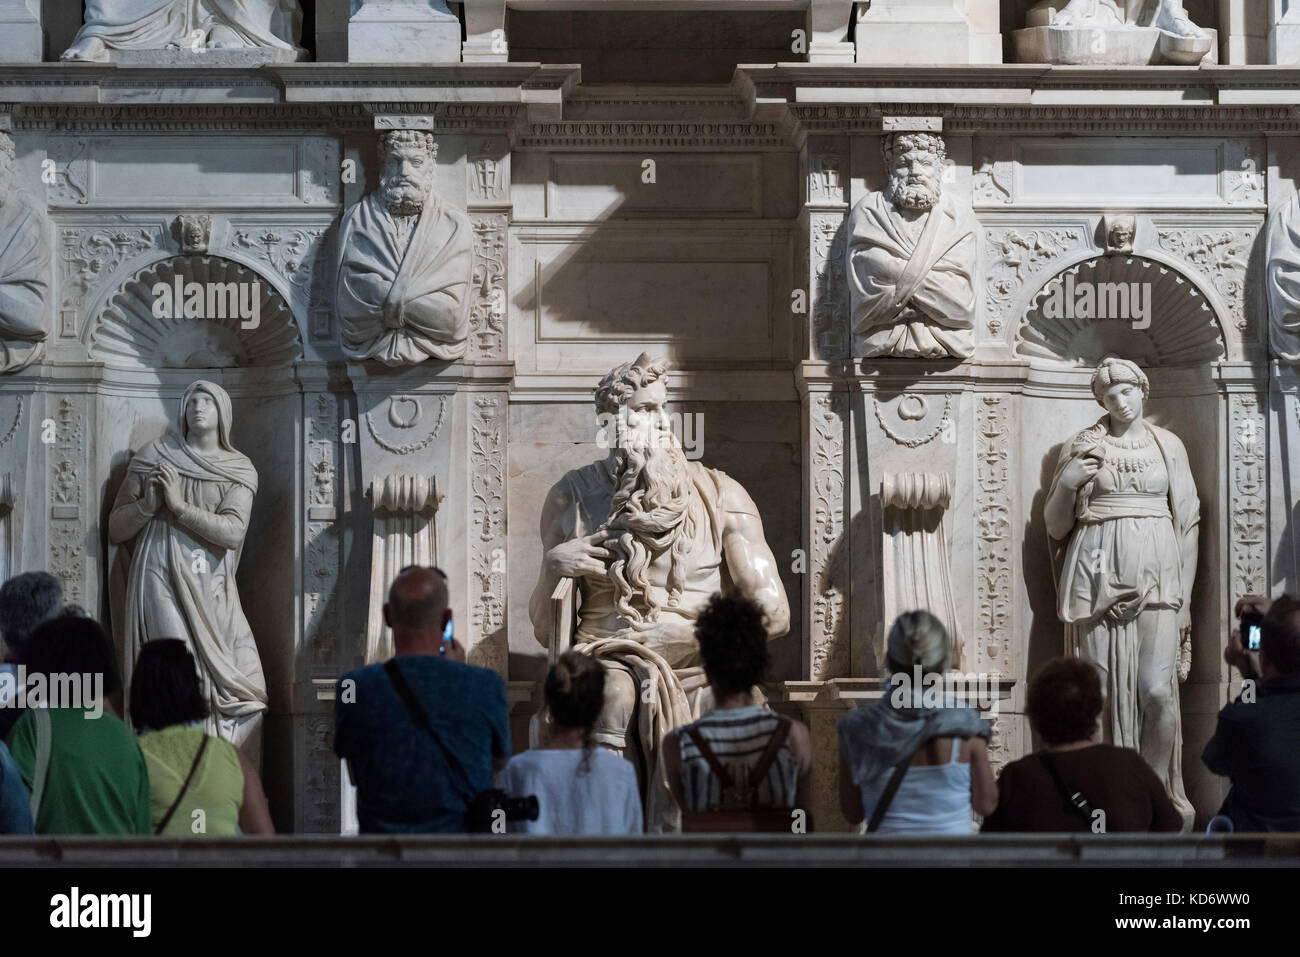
[529,354,790,831]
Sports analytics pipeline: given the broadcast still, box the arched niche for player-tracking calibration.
[87,254,303,368]
[1012,254,1238,830]
[1014,254,1227,367]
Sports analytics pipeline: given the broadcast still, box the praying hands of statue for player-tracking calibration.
[544,530,612,579]
[151,462,186,515]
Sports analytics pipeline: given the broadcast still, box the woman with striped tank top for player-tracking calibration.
[663,595,811,831]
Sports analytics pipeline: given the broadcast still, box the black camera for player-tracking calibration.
[465,789,539,833]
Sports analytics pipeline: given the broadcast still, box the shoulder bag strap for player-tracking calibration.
[746,717,793,806]
[1038,750,1094,825]
[866,753,913,833]
[29,708,52,823]
[155,734,210,835]
[383,659,474,802]
[682,725,734,793]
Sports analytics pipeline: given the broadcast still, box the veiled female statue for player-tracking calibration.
[109,380,268,757]
[1044,357,1199,829]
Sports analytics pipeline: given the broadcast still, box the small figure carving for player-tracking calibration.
[1104,214,1136,255]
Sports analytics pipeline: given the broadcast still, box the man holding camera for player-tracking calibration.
[1202,594,1300,831]
[335,566,510,833]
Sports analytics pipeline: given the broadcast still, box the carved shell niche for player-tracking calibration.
[90,255,302,368]
[1016,256,1226,367]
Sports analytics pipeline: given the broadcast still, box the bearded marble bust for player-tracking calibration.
[336,130,473,366]
[845,132,978,360]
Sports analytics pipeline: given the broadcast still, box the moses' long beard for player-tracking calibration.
[604,439,698,624]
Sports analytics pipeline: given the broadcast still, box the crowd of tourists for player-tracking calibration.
[2,564,1298,837]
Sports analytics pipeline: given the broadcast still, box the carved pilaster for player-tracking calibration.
[468,215,507,361]
[468,393,507,676]
[975,395,1014,677]
[302,390,341,833]
[47,395,86,604]
[1229,392,1268,607]
[807,391,848,680]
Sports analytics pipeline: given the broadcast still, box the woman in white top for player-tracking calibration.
[502,651,643,835]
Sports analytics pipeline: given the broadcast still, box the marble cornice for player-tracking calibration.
[0,62,1297,140]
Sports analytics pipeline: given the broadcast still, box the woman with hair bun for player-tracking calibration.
[501,650,642,835]
[837,611,997,834]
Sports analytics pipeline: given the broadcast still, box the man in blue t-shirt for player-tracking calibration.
[335,566,510,833]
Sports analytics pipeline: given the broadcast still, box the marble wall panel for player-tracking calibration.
[512,222,794,373]
[45,135,340,209]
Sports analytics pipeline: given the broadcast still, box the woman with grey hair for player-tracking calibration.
[1043,356,1199,829]
[837,611,996,833]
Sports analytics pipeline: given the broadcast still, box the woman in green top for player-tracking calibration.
[7,616,151,835]
[130,640,274,836]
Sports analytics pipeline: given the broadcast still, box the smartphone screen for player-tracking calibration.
[1241,612,1263,651]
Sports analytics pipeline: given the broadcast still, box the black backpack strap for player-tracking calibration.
[682,725,734,793]
[1038,750,1094,825]
[866,753,913,833]
[155,734,209,835]
[384,659,474,803]
[747,717,792,806]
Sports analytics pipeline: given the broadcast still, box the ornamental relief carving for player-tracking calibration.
[48,395,86,604]
[811,212,848,360]
[1229,393,1267,608]
[1155,227,1254,334]
[975,394,1012,676]
[58,226,161,338]
[468,394,507,676]
[810,392,847,681]
[364,394,449,456]
[469,214,507,360]
[984,226,1087,338]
